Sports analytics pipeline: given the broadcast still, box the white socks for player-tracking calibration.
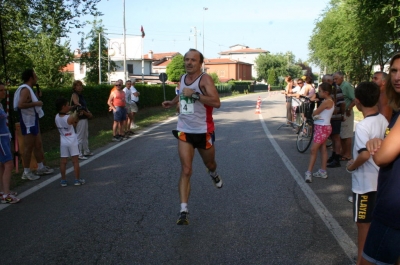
[180,203,188,212]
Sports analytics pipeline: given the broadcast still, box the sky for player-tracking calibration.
[67,0,331,72]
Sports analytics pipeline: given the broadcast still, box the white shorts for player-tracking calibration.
[60,144,79,158]
[126,102,138,113]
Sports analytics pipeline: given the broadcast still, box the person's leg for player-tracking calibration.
[0,163,3,192]
[80,119,90,154]
[126,112,133,131]
[341,137,352,159]
[198,145,217,173]
[1,160,13,194]
[76,119,84,156]
[357,222,371,265]
[112,121,119,136]
[71,155,80,180]
[320,142,328,171]
[177,140,195,205]
[33,131,44,164]
[22,134,36,169]
[60,157,67,180]
[307,142,322,172]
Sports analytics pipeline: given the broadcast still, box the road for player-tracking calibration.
[0,92,357,264]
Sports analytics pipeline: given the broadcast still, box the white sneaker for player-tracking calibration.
[36,166,54,176]
[313,170,328,179]
[21,171,40,180]
[305,172,312,183]
[130,124,139,129]
[348,195,353,203]
[83,152,94,156]
[79,155,88,160]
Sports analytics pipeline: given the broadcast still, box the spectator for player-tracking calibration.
[108,80,127,142]
[346,82,387,265]
[55,97,85,187]
[363,53,400,265]
[372,71,392,122]
[283,76,293,124]
[71,80,93,160]
[13,69,54,180]
[305,82,334,183]
[0,81,20,203]
[334,71,356,162]
[123,79,140,133]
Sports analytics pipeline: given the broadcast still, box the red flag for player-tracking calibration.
[141,26,145,38]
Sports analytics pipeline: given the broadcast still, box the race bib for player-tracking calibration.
[180,94,194,114]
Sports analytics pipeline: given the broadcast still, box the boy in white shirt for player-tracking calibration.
[55,98,85,187]
[345,82,388,265]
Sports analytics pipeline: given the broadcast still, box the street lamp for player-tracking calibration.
[202,7,208,72]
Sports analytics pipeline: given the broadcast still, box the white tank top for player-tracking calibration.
[177,73,215,133]
[314,99,334,126]
[55,114,78,146]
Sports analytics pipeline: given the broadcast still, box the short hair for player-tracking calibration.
[334,71,344,77]
[72,80,83,91]
[386,53,400,110]
[374,71,388,80]
[22,69,35,83]
[55,97,68,112]
[126,80,132,84]
[285,75,292,82]
[322,74,333,82]
[318,82,332,95]
[184,48,204,64]
[355,82,380,107]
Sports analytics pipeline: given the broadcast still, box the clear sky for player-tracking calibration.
[68,0,330,72]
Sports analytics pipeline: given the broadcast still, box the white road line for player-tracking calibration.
[258,113,357,262]
[0,117,178,211]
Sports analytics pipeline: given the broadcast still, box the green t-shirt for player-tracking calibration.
[340,81,355,109]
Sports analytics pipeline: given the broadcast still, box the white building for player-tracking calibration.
[218,44,268,79]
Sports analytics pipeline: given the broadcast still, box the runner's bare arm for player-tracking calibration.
[198,74,221,108]
[17,87,43,109]
[107,91,116,111]
[162,95,179,108]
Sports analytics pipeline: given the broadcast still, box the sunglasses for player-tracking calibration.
[115,84,121,86]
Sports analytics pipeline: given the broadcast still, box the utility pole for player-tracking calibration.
[98,32,101,84]
[190,27,197,49]
[123,0,127,81]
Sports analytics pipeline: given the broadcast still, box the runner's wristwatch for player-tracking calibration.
[191,92,200,100]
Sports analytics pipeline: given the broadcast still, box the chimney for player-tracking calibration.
[148,50,153,59]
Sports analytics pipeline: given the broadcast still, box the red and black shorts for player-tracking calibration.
[172,130,215,150]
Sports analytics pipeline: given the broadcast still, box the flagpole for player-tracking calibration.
[141,34,144,83]
[123,0,127,81]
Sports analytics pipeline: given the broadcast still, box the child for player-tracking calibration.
[55,97,85,187]
[0,81,20,203]
[345,82,388,265]
[305,82,334,183]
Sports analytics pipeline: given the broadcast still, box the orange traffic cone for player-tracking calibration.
[255,96,262,114]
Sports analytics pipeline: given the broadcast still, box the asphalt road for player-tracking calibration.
[0,92,357,265]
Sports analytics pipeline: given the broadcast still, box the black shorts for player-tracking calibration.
[330,120,342,135]
[172,130,215,150]
[353,192,377,223]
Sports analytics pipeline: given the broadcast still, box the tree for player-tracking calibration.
[267,69,276,85]
[209,72,219,84]
[80,19,114,85]
[255,52,302,83]
[0,0,102,85]
[166,55,185,82]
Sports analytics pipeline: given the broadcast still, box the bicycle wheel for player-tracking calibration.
[326,136,333,147]
[296,121,314,153]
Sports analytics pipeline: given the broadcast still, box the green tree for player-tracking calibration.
[209,72,219,84]
[267,69,276,85]
[80,19,114,85]
[0,0,102,85]
[166,55,185,82]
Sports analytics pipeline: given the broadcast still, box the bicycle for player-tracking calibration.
[296,96,314,153]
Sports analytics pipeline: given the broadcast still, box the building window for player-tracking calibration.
[128,64,133,75]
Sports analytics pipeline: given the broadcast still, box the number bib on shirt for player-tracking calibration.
[180,94,194,115]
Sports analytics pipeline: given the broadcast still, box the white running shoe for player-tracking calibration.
[305,172,312,183]
[79,155,88,160]
[21,171,40,180]
[313,170,328,179]
[36,166,54,176]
